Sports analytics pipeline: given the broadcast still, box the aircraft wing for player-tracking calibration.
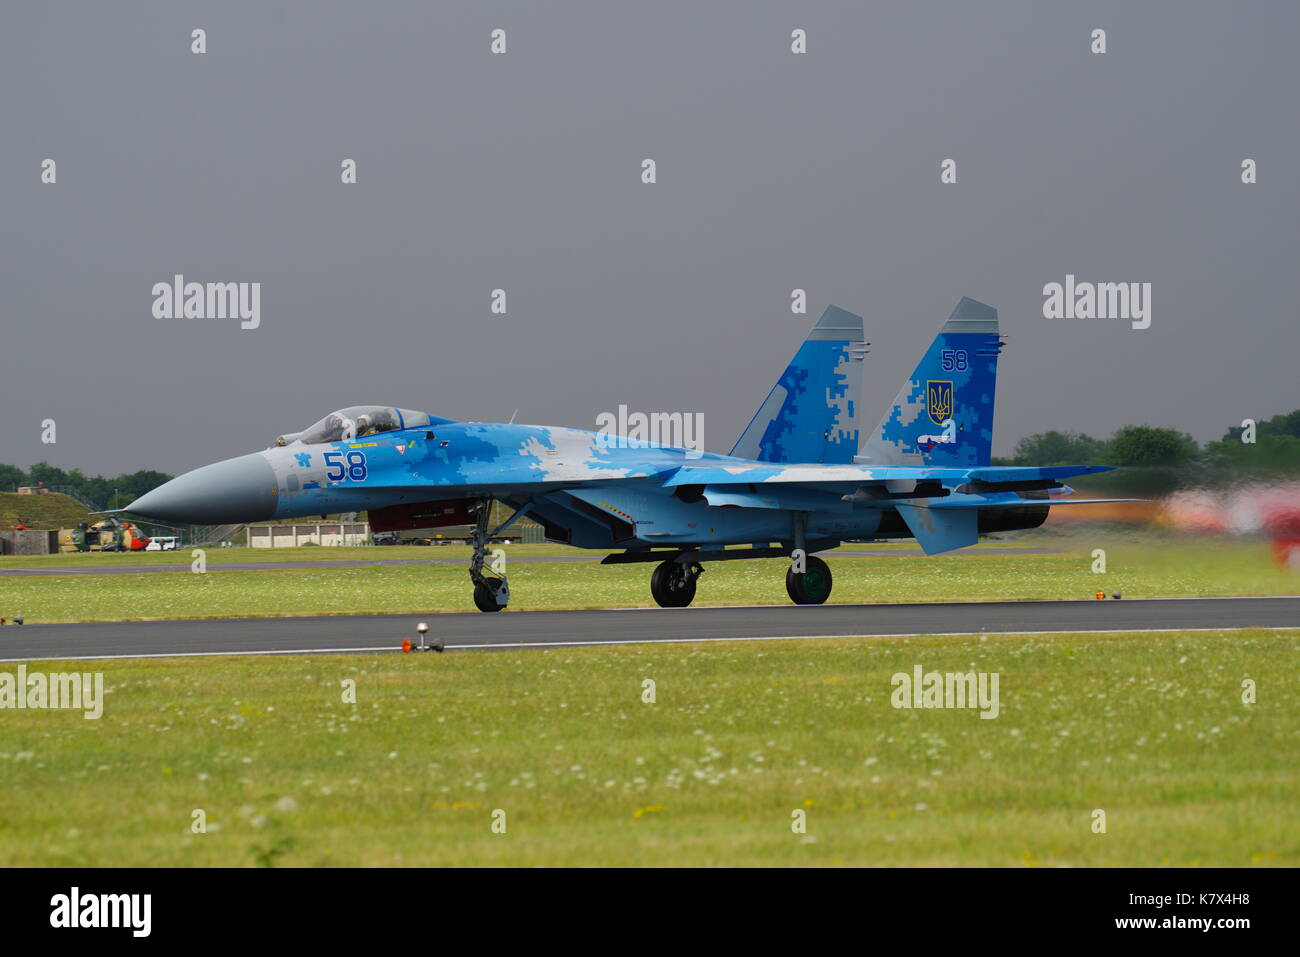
[662,463,1117,488]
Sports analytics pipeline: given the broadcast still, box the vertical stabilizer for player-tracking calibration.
[729,306,867,464]
[858,297,1002,467]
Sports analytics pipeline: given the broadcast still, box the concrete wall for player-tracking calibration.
[0,530,59,554]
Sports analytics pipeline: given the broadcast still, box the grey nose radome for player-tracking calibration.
[126,453,278,524]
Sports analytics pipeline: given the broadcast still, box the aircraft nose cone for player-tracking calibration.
[127,453,278,524]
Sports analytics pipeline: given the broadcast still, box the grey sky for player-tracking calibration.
[3,1,1297,475]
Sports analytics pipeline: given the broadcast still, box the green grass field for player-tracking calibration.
[1,628,1294,866]
[1,536,1295,623]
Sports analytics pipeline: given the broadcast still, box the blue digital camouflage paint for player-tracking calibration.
[729,305,866,465]
[860,296,1002,468]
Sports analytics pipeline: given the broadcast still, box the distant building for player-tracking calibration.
[247,523,370,548]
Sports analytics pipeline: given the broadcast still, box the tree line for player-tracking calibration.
[991,409,1300,493]
[0,463,174,511]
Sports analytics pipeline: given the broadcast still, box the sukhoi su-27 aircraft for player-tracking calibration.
[126,298,1135,612]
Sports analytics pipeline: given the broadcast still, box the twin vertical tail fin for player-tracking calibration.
[729,306,867,465]
[731,297,1000,468]
[858,297,1003,467]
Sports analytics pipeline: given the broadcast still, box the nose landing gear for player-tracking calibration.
[468,500,509,613]
[473,577,509,613]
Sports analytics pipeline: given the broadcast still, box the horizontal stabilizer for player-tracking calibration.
[965,465,1115,484]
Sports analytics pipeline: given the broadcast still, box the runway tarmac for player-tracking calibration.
[0,596,1295,661]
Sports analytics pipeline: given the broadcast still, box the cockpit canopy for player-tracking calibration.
[276,406,435,447]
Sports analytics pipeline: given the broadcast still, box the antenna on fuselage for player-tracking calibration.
[508,409,519,424]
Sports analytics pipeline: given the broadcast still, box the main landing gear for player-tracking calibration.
[640,550,834,608]
[784,511,833,605]
[649,558,704,608]
[786,554,833,605]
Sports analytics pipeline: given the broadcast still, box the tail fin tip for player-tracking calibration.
[810,304,864,340]
[943,296,998,334]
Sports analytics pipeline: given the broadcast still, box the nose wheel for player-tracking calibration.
[473,577,509,613]
[468,500,509,612]
[650,559,702,608]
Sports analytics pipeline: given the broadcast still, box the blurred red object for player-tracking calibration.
[1271,539,1300,570]
[1161,490,1226,534]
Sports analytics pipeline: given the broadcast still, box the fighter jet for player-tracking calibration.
[126,298,1134,612]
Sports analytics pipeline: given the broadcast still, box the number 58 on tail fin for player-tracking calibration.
[858,296,1002,468]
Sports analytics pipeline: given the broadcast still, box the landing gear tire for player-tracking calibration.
[467,498,511,612]
[473,577,508,613]
[786,555,832,605]
[650,560,699,608]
